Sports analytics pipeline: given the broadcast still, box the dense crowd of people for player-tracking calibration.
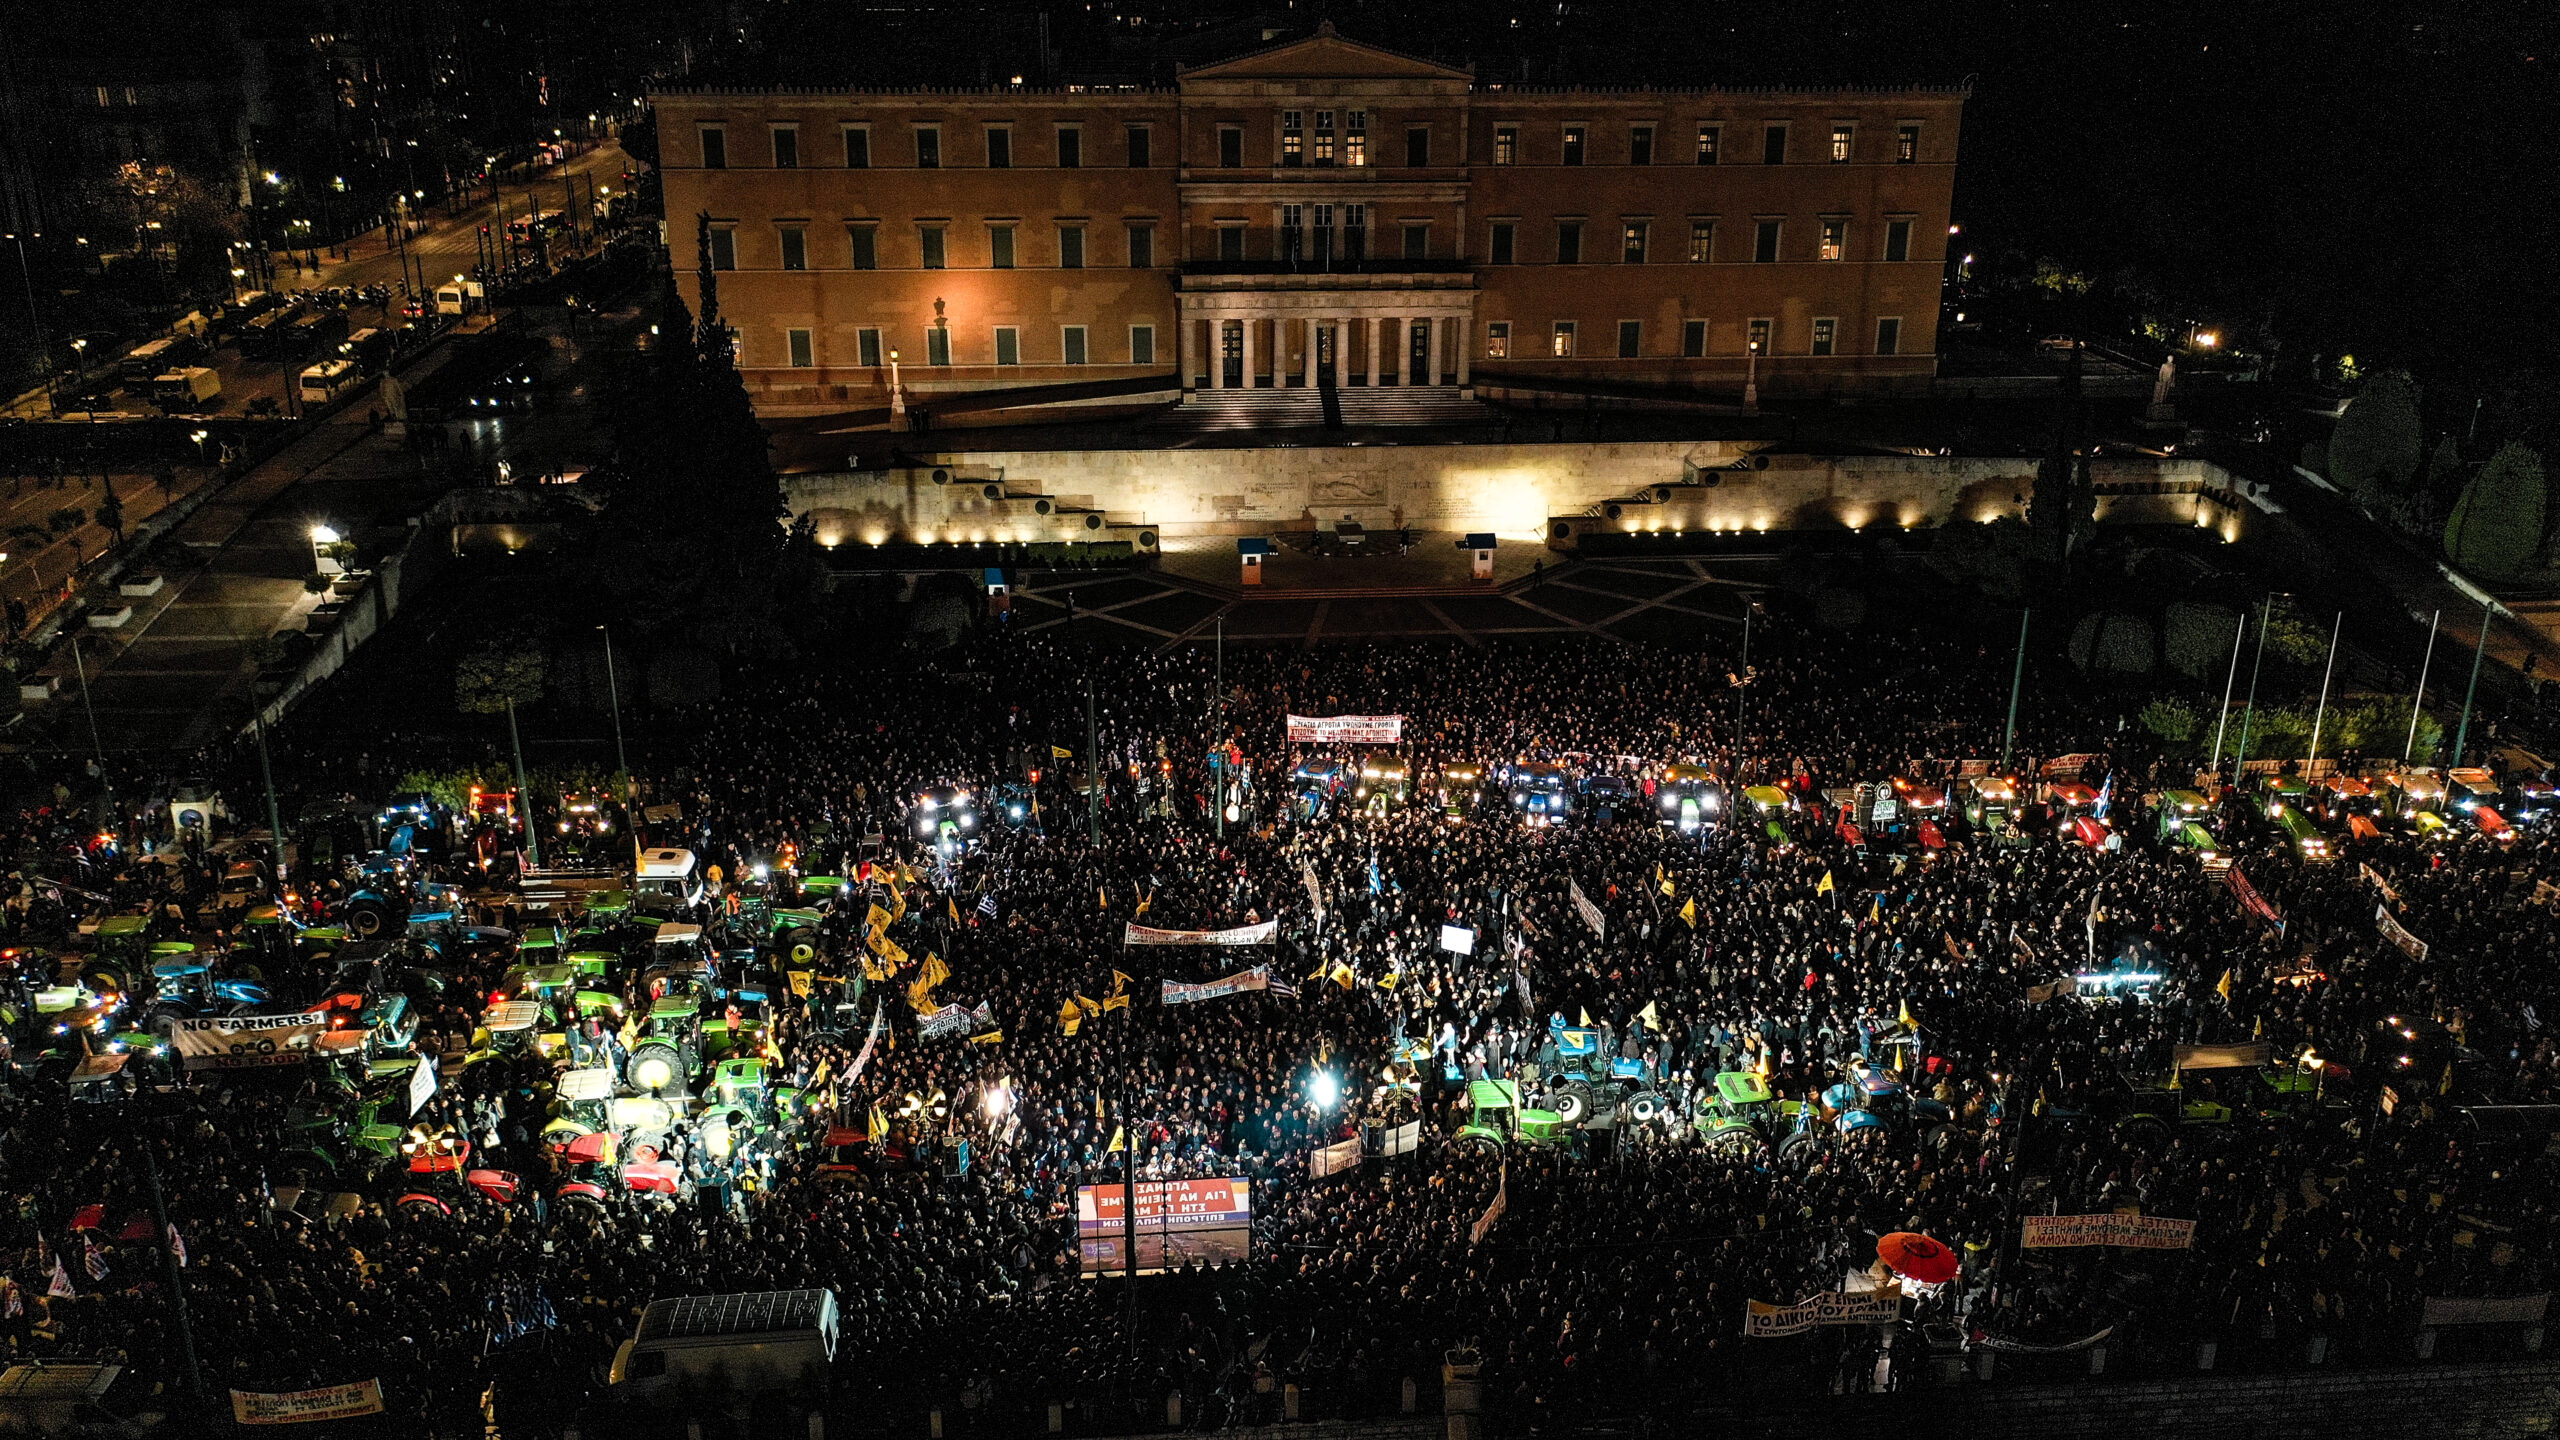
[0,616,2549,1438]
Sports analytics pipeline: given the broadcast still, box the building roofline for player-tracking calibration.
[1173,20,1474,81]
[647,81,1972,101]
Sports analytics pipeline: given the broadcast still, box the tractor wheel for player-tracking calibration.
[1544,1083,1594,1126]
[274,1151,334,1191]
[2116,1115,2172,1156]
[1455,1131,1503,1158]
[1701,1125,1762,1159]
[1777,1130,1825,1171]
[147,1008,188,1043]
[343,900,392,939]
[1627,1091,1669,1125]
[81,965,128,1000]
[1925,1123,1970,1161]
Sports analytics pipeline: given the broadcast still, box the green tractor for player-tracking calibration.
[1453,1079,1576,1155]
[1691,1069,1781,1157]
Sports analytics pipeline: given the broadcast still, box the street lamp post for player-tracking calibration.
[2000,607,2031,770]
[1742,338,1760,414]
[310,523,342,576]
[598,623,639,856]
[2232,596,2279,781]
[2453,591,2499,767]
[2404,609,2440,764]
[888,348,907,430]
[6,232,55,417]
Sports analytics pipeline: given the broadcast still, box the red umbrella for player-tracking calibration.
[1877,1232,1960,1285]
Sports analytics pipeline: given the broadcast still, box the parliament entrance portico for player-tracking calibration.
[1179,278,1477,397]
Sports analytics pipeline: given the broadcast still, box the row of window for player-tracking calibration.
[1487,316,1905,360]
[704,213,1918,271]
[695,118,1926,170]
[755,316,1906,370]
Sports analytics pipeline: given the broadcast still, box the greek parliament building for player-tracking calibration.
[653,26,1964,420]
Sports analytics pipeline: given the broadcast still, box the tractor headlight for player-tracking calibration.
[918,817,934,835]
[634,1055,674,1092]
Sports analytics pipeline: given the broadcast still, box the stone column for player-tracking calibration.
[1427,314,1445,388]
[1241,313,1258,390]
[1208,313,1226,390]
[1179,307,1195,396]
[1455,314,1473,389]
[1386,316,1405,386]
[1366,315,1384,388]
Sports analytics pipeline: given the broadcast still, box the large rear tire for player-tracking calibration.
[1544,1082,1594,1127]
[2116,1115,2172,1156]
[1777,1130,1825,1171]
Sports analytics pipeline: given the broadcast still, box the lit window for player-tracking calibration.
[1561,126,1586,165]
[1486,322,1510,359]
[1811,318,1836,356]
[1552,321,1576,358]
[1748,317,1771,353]
[1345,111,1366,167]
[1314,110,1335,166]
[1688,222,1713,262]
[1494,126,1517,165]
[1622,222,1647,264]
[1820,219,1845,261]
[1897,124,1919,163]
[1695,125,1719,165]
[1830,124,1852,163]
[1281,110,1303,166]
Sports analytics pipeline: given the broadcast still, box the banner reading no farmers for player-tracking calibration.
[1285,714,1404,744]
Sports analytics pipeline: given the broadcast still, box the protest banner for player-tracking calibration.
[1440,924,1477,956]
[170,1014,327,1071]
[1161,966,1274,1005]
[918,1001,992,1041]
[2362,861,2403,907]
[2227,866,2284,927]
[2174,1041,2271,1070]
[1469,1170,1507,1247]
[1310,1137,1362,1179]
[2377,904,2430,963]
[231,1381,385,1425]
[2420,1293,2549,1327]
[406,1056,437,1118]
[1123,920,1278,947]
[1742,1289,1900,1337]
[1570,880,1605,940]
[1285,714,1404,744]
[2020,1213,2196,1250]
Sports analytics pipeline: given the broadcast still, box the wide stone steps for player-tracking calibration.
[1153,386,1497,431]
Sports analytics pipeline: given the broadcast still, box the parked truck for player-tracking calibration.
[609,1289,838,1399]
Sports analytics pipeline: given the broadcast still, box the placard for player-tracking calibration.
[1285,714,1404,745]
[1161,966,1273,1004]
[230,1380,385,1425]
[2421,1293,2549,1327]
[170,1013,327,1071]
[1075,1177,1252,1275]
[1310,1137,1362,1179]
[406,1056,438,1118]
[2377,904,2430,962]
[557,1067,616,1102]
[1439,924,1477,956]
[1570,880,1605,940]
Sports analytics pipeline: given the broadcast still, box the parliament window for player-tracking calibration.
[1682,319,1707,357]
[1811,317,1836,356]
[1218,127,1243,167]
[1617,320,1641,358]
[1062,326,1088,364]
[1830,124,1853,163]
[1494,126,1518,165]
[858,328,881,366]
[1404,224,1429,261]
[771,127,799,168]
[920,225,946,269]
[1057,226,1084,269]
[926,326,951,366]
[786,328,813,367]
[1561,125,1586,165]
[1754,220,1780,263]
[1622,221,1647,264]
[843,127,870,168]
[989,225,1015,269]
[1126,126,1150,167]
[1695,125,1720,164]
[1885,219,1912,263]
[706,227,735,270]
[1552,322,1576,358]
[986,128,1012,168]
[1486,322,1510,358]
[1406,127,1430,167]
[1897,124,1920,163]
[1629,125,1654,165]
[1875,317,1902,355]
[1820,218,1846,261]
[1056,127,1082,167]
[1762,124,1786,164]
[778,227,806,271]
[1489,222,1515,264]
[1345,111,1366,167]
[1130,325,1155,364]
[916,127,940,168]
[994,327,1020,365]
[1127,224,1154,269]
[699,127,727,169]
[1556,221,1583,265]
[1281,111,1303,166]
[1688,221,1713,262]
[848,226,877,269]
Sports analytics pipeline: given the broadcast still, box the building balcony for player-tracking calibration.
[1181,257,1472,281]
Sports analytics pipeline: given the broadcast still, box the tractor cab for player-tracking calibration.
[1506,764,1571,828]
[1353,753,1411,814]
[1885,777,1949,848]
[2447,768,2514,840]
[1692,1069,1778,1155]
[2045,782,2110,848]
[376,793,451,859]
[1658,765,1721,835]
[1453,1079,1573,1154]
[2271,803,2332,860]
[1436,763,1485,821]
[633,848,705,916]
[2310,776,2382,838]
[2158,788,2217,844]
[625,997,704,1097]
[2381,770,2448,833]
[1289,759,1351,821]
[1576,772,1635,823]
[910,785,979,854]
[1740,785,1796,844]
[1963,775,2020,835]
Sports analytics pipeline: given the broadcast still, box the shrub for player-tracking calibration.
[2328,369,2422,499]
[2068,613,2155,674]
[2139,696,2200,744]
[1812,587,1868,630]
[2163,603,2242,680]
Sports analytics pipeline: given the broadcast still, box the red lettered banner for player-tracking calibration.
[2226,866,2283,926]
[231,1381,385,1425]
[2021,1213,2196,1250]
[1286,714,1403,744]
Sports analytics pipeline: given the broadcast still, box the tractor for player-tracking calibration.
[1453,1079,1576,1155]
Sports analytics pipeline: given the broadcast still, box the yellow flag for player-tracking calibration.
[868,1103,888,1143]
[906,975,937,1011]
[1053,745,1073,759]
[866,903,893,933]
[886,883,907,924]
[1329,962,1358,990]
[919,954,950,991]
[1110,969,1132,994]
[967,1029,1003,1046]
[1098,887,1109,912]
[2216,969,2235,1001]
[788,970,814,998]
[1637,1000,1659,1031]
[1103,970,1131,1012]
[1869,895,1881,923]
[948,896,961,924]
[1577,1007,1592,1027]
[1059,999,1084,1036]
[1817,871,1835,896]
[1107,1124,1125,1153]
[1679,897,1697,928]
[1103,992,1130,1013]
[1093,1093,1105,1120]
[1378,972,1402,991]
[1134,889,1152,918]
[1076,994,1102,1017]
[1897,998,1915,1029]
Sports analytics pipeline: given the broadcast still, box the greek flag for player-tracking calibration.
[2093,774,2114,820]
[977,893,999,919]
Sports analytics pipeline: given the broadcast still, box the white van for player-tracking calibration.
[152,367,221,412]
[297,359,357,405]
[610,1290,837,1398]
